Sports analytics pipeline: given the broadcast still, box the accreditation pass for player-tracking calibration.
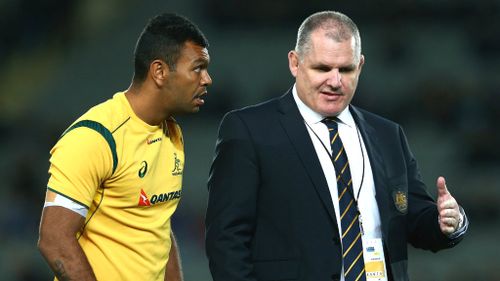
[362,238,387,281]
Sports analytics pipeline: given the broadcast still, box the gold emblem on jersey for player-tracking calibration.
[171,153,183,176]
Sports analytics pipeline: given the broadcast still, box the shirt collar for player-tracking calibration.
[292,84,356,128]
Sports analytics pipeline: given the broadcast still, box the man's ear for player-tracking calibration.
[288,50,299,78]
[149,60,169,86]
[358,54,365,72]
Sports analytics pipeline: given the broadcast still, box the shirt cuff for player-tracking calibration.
[446,206,468,239]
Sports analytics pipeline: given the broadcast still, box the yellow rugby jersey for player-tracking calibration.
[47,92,184,281]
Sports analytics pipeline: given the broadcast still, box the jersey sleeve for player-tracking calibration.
[47,126,114,208]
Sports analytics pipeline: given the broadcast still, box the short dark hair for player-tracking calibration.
[133,13,208,83]
[295,11,361,63]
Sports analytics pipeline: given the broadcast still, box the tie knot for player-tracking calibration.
[322,117,339,130]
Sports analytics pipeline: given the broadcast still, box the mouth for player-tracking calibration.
[194,91,207,106]
[320,90,342,100]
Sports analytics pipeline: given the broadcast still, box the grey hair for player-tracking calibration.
[295,11,361,62]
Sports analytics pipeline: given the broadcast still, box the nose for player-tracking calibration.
[201,70,212,86]
[326,69,341,89]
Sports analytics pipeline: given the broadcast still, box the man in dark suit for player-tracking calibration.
[205,11,468,281]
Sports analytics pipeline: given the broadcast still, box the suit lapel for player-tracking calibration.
[277,91,337,224]
[350,106,391,233]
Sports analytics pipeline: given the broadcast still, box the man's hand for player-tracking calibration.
[436,176,461,235]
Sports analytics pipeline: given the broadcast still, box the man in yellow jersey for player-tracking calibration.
[38,13,212,281]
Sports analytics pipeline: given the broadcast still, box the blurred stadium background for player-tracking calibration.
[0,0,499,280]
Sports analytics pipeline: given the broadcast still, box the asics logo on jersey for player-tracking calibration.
[138,189,182,206]
[146,137,162,145]
[172,153,183,176]
[138,161,148,178]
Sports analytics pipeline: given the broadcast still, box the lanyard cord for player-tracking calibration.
[304,119,366,202]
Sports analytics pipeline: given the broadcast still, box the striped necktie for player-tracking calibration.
[322,117,366,281]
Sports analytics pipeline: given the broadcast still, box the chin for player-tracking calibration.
[324,104,347,116]
[316,106,339,116]
[186,107,200,114]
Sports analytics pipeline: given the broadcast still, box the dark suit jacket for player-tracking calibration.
[205,90,464,281]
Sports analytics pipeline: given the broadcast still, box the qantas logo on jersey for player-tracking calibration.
[146,137,162,145]
[138,189,151,206]
[138,189,182,206]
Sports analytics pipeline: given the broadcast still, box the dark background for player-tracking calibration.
[0,0,499,280]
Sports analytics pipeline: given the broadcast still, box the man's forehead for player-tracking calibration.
[179,42,210,62]
[307,31,358,60]
[311,30,355,47]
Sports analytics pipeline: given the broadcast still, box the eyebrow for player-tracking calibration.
[311,62,331,68]
[192,57,210,65]
[311,62,356,69]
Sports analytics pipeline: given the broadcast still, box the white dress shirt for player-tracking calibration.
[292,85,383,241]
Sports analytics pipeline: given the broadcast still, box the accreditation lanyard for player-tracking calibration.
[304,119,367,234]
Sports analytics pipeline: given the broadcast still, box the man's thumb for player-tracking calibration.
[436,176,448,196]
